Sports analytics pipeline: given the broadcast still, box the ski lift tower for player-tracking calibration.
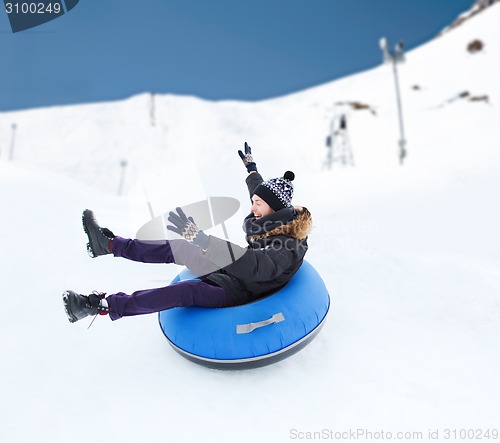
[118,159,128,196]
[9,123,17,161]
[380,37,407,165]
[324,109,354,169]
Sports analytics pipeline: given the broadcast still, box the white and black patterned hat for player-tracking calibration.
[254,171,295,211]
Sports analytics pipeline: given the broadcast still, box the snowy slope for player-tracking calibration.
[1,3,500,443]
[1,155,499,443]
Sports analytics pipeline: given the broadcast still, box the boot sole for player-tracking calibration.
[82,209,108,258]
[62,290,78,323]
[82,210,96,258]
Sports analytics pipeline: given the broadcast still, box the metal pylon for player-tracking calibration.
[324,114,354,169]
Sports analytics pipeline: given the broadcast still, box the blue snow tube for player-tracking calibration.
[158,260,330,369]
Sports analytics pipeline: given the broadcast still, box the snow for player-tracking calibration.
[1,3,500,443]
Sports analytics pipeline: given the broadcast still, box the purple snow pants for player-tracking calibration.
[105,237,235,321]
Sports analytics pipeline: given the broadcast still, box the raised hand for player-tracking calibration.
[238,142,257,173]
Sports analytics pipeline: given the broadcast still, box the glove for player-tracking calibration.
[166,207,210,250]
[238,142,257,172]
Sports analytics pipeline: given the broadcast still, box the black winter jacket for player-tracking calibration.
[204,172,312,304]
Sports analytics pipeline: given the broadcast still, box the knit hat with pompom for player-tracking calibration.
[253,171,295,211]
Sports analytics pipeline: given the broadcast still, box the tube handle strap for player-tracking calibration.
[236,312,285,334]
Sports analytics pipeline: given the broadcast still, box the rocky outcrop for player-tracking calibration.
[438,0,499,36]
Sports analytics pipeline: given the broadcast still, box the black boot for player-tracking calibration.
[62,290,109,323]
[82,209,115,258]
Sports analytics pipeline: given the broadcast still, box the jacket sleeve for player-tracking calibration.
[201,235,296,282]
[245,172,264,199]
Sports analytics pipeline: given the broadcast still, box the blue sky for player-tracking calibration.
[0,0,475,111]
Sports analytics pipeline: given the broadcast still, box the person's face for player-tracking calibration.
[251,195,274,219]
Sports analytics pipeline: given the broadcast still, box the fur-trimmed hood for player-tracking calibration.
[244,205,312,243]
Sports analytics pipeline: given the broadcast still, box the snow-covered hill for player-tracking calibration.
[1,3,499,443]
[1,3,499,196]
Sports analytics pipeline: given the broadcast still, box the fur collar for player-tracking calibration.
[246,206,312,242]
